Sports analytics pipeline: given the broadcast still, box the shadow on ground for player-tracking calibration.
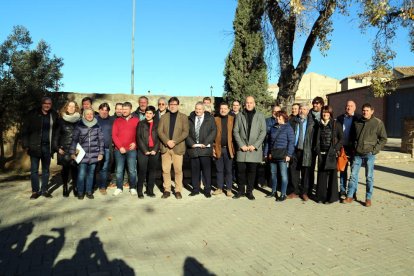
[0,222,134,275]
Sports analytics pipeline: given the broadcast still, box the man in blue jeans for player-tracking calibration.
[112,102,139,196]
[336,100,362,199]
[22,97,58,199]
[96,103,115,195]
[343,103,387,207]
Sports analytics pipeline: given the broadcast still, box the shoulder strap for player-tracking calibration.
[270,125,283,149]
[80,128,92,144]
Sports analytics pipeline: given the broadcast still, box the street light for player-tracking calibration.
[131,0,136,95]
[210,85,213,97]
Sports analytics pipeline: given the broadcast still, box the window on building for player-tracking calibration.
[355,79,363,83]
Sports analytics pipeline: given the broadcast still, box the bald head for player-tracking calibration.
[245,96,256,111]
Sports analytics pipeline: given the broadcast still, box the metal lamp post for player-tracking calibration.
[131,0,136,95]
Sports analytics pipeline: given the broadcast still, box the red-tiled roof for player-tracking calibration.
[394,66,414,76]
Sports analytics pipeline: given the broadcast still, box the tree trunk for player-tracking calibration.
[266,0,337,111]
[0,126,5,171]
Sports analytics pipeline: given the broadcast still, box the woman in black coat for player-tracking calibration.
[315,105,343,204]
[53,100,81,197]
[136,106,160,198]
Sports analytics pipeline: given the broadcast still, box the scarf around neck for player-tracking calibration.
[82,117,98,128]
[62,112,81,123]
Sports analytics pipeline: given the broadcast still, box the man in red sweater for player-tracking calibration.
[112,102,139,196]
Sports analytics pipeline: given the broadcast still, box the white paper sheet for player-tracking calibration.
[75,143,86,164]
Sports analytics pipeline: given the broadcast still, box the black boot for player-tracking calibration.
[63,184,69,197]
[73,185,78,197]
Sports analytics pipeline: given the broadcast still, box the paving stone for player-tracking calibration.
[0,162,413,274]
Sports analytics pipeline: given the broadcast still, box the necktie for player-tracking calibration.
[195,117,201,143]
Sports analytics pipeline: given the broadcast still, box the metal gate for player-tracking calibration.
[386,88,414,137]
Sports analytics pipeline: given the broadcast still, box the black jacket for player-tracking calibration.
[53,117,80,165]
[137,120,160,154]
[186,112,217,158]
[315,119,343,170]
[22,108,58,157]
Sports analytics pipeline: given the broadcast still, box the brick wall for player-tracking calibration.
[402,118,414,156]
[327,87,385,121]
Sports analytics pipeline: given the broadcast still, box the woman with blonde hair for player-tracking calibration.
[53,100,81,197]
[70,108,104,199]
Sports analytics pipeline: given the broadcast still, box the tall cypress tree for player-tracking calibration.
[223,0,271,110]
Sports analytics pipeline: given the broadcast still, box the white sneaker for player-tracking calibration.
[113,188,123,196]
[130,188,137,195]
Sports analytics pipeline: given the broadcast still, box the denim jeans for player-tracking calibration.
[339,145,357,194]
[30,144,51,193]
[77,163,97,195]
[270,161,289,196]
[114,150,137,190]
[347,153,376,200]
[97,148,111,189]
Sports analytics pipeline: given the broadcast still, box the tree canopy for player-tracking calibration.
[223,0,273,112]
[224,0,414,108]
[0,25,63,169]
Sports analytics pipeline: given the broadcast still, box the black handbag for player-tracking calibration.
[271,148,287,160]
[269,126,287,160]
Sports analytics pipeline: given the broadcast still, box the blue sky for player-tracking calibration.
[1,0,413,97]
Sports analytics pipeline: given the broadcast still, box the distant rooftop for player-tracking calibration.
[394,66,414,77]
[340,66,414,83]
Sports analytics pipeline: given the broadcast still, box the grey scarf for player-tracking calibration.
[63,112,81,123]
[82,117,98,128]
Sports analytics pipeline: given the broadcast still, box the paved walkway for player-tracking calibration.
[0,161,413,275]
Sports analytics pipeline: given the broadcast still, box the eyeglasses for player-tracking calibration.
[169,103,178,106]
[158,103,166,106]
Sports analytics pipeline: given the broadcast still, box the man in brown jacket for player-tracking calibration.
[212,102,235,197]
[157,97,189,199]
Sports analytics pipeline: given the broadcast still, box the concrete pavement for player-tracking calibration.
[0,161,413,275]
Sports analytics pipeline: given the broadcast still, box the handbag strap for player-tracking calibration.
[79,128,92,144]
[270,125,283,149]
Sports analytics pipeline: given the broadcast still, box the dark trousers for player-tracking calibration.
[30,144,51,193]
[290,149,311,195]
[316,162,339,203]
[137,150,159,194]
[237,162,258,195]
[215,147,233,190]
[61,163,78,187]
[191,156,212,194]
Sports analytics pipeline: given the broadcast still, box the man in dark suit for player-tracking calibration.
[186,102,217,198]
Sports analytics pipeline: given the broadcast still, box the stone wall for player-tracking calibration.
[57,92,210,116]
[401,118,414,157]
[3,92,213,171]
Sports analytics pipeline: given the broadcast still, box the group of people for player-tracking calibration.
[22,94,387,207]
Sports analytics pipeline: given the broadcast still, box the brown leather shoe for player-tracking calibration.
[365,199,372,207]
[30,192,41,200]
[287,193,299,199]
[175,192,182,199]
[343,197,353,204]
[302,194,309,201]
[161,191,171,199]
